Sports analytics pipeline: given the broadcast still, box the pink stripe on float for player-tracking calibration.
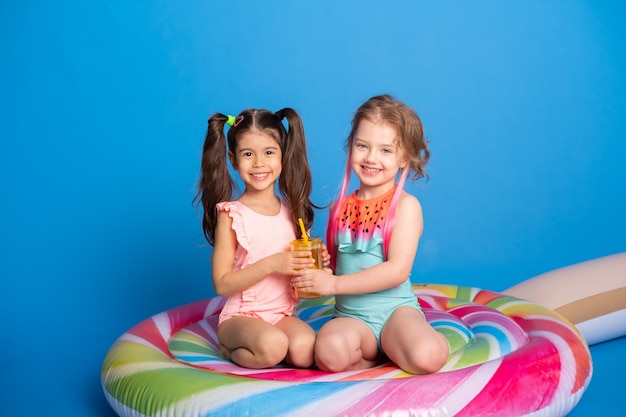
[519,316,592,394]
[127,314,171,356]
[458,338,560,416]
[341,364,496,416]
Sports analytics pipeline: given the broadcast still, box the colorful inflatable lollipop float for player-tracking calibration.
[102,271,600,417]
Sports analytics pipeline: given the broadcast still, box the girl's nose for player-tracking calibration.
[364,150,376,163]
[253,156,264,167]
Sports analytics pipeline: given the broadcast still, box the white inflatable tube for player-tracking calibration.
[504,252,626,345]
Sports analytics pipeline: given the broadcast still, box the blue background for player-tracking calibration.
[1,1,625,416]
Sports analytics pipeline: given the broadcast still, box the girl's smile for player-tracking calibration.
[249,172,271,181]
[360,166,382,176]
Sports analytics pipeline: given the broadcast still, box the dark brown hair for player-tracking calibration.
[194,108,315,246]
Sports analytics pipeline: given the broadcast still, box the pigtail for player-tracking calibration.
[276,108,315,236]
[193,113,235,246]
[382,167,409,259]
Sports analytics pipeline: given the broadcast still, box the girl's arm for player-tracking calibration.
[305,192,422,295]
[212,211,314,296]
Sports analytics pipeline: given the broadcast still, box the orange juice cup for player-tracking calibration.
[291,237,324,298]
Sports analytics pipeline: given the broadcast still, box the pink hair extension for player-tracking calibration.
[382,166,409,259]
[326,147,353,269]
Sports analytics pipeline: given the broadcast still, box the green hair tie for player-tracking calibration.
[225,115,244,127]
[226,115,237,127]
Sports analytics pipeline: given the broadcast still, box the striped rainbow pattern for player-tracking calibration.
[101,284,592,417]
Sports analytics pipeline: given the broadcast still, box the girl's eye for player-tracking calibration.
[356,143,367,149]
[242,152,253,157]
[382,148,392,154]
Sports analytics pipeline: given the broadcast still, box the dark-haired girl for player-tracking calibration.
[194,108,324,369]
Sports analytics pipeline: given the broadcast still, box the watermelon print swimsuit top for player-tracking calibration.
[332,188,423,349]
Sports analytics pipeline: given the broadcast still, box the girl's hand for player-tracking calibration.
[266,251,315,276]
[320,243,331,268]
[293,268,337,296]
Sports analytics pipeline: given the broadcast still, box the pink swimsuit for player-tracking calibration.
[216,200,298,325]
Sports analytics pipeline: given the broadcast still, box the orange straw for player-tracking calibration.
[297,218,308,242]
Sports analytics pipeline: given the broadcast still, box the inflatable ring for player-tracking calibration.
[101,284,592,417]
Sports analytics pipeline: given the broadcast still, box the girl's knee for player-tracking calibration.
[287,331,316,368]
[255,330,290,367]
[314,335,352,372]
[405,335,449,374]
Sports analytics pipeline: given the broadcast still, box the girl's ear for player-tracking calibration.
[399,153,409,169]
[228,151,237,169]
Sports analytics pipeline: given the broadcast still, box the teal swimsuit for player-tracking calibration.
[332,189,422,349]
